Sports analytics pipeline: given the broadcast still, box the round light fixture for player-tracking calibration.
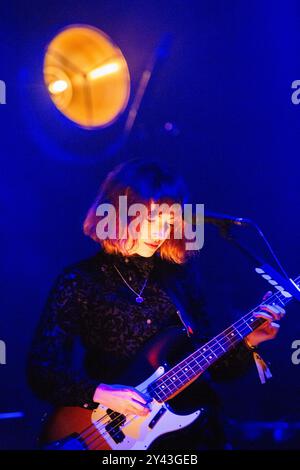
[43,25,131,128]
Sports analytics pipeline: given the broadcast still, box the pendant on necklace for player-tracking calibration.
[135,296,144,303]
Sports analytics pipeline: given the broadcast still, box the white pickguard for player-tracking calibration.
[91,366,202,450]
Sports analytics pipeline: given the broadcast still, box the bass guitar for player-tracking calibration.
[41,281,297,450]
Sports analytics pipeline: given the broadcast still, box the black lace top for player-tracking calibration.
[27,250,254,412]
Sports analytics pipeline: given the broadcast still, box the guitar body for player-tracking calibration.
[38,280,297,450]
[41,326,206,450]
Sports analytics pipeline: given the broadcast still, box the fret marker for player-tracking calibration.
[162,385,165,389]
[203,348,206,351]
[184,368,188,371]
[209,356,212,359]
[250,319,254,322]
[173,377,176,380]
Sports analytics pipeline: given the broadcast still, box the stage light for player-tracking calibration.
[88,62,120,80]
[48,79,68,94]
[43,25,130,128]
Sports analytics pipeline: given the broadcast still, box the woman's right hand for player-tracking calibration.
[93,383,152,417]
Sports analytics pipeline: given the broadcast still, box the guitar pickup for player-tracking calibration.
[105,409,126,443]
[148,407,167,429]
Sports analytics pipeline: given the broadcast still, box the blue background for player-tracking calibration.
[0,0,299,449]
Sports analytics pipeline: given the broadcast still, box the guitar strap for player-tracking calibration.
[253,351,272,384]
[155,258,205,340]
[174,301,196,338]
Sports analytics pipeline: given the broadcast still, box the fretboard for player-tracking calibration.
[147,276,299,402]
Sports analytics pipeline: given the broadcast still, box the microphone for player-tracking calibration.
[189,211,252,227]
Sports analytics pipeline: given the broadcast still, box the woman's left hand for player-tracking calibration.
[246,291,286,347]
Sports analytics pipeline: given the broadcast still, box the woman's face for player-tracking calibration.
[132,210,174,257]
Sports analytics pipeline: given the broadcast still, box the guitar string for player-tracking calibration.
[82,314,275,449]
[60,284,296,449]
[77,323,249,446]
[81,315,284,450]
[81,314,261,444]
[69,286,295,449]
[72,319,278,449]
[74,307,287,448]
[79,315,268,449]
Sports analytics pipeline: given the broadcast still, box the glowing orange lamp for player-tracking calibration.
[44,25,130,128]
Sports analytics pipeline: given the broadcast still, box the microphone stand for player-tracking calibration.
[214,220,300,302]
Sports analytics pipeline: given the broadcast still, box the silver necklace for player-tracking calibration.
[113,264,148,303]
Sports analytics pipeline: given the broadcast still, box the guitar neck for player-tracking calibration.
[148,278,298,402]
